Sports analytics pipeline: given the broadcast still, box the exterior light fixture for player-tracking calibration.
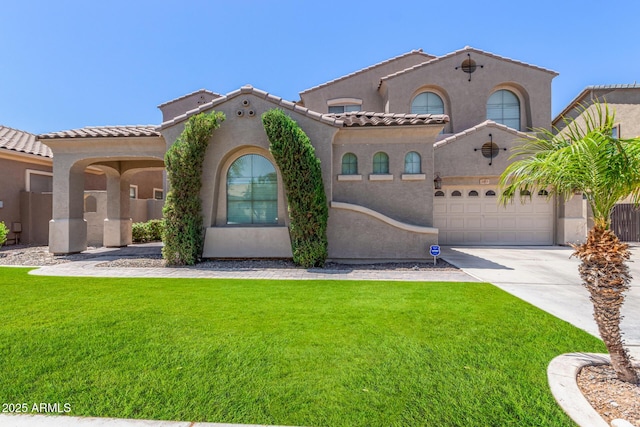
[434,174,442,190]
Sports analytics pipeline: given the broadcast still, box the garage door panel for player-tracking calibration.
[450,203,465,213]
[435,187,554,245]
[466,203,482,213]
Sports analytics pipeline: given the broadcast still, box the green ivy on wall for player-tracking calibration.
[162,111,225,266]
[262,109,328,267]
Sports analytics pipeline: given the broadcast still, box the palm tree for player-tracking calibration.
[499,101,640,384]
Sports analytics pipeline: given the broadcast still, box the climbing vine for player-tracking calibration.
[262,109,328,267]
[162,111,225,266]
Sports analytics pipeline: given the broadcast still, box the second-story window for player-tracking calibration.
[411,92,444,115]
[373,152,389,174]
[341,153,358,175]
[329,105,361,114]
[487,89,520,130]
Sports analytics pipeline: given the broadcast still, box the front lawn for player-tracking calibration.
[0,267,603,426]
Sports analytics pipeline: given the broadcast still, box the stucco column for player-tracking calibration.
[556,193,587,245]
[49,162,87,254]
[103,174,132,247]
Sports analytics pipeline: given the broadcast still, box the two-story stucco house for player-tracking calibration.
[41,46,587,258]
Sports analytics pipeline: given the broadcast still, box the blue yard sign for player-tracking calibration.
[429,245,441,256]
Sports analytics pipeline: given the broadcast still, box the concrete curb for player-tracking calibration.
[547,353,638,427]
[0,414,294,427]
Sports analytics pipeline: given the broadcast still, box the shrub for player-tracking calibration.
[131,219,165,243]
[0,222,8,248]
[262,109,328,267]
[162,111,225,266]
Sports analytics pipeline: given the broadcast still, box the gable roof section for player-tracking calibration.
[381,46,558,87]
[0,125,52,157]
[299,49,434,96]
[160,85,448,130]
[157,89,221,108]
[39,125,161,139]
[552,83,640,127]
[433,120,533,149]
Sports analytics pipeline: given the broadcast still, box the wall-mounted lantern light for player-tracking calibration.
[434,174,442,190]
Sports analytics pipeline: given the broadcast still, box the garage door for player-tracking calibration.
[434,187,554,245]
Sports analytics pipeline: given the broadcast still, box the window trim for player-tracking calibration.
[153,188,164,200]
[327,97,362,114]
[129,185,138,199]
[25,169,53,193]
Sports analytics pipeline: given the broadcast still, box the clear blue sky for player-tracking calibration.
[2,0,639,134]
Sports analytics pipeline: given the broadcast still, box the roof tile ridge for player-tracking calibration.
[0,124,35,137]
[157,88,220,108]
[381,46,558,84]
[299,49,431,95]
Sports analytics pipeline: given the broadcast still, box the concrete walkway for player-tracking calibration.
[441,245,640,359]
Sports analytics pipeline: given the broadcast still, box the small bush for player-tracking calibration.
[0,222,8,248]
[132,219,165,243]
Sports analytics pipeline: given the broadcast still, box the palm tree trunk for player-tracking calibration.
[573,226,639,384]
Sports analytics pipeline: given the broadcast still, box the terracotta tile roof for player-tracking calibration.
[299,49,434,95]
[39,125,161,139]
[157,89,221,108]
[160,85,448,130]
[0,125,52,158]
[552,83,640,127]
[380,46,558,86]
[330,111,448,127]
[433,120,533,149]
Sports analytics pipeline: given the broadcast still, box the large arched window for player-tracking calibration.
[227,154,278,224]
[373,152,389,174]
[487,89,520,130]
[404,152,421,174]
[341,153,358,175]
[411,92,444,115]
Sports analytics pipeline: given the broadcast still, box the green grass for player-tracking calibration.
[0,267,603,426]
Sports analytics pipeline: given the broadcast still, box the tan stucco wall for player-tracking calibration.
[0,157,51,238]
[332,126,440,226]
[381,51,555,133]
[300,51,434,113]
[327,207,437,260]
[434,126,531,182]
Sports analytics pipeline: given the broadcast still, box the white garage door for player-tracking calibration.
[434,187,554,245]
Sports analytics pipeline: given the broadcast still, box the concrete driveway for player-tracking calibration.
[441,246,640,359]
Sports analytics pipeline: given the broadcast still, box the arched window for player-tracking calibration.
[227,154,278,224]
[451,190,462,197]
[468,190,479,197]
[411,92,444,115]
[373,152,389,174]
[485,190,496,197]
[487,89,520,130]
[404,151,421,174]
[341,153,358,175]
[435,190,445,197]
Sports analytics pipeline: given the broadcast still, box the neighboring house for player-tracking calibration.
[553,84,640,241]
[42,46,589,258]
[0,125,163,246]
